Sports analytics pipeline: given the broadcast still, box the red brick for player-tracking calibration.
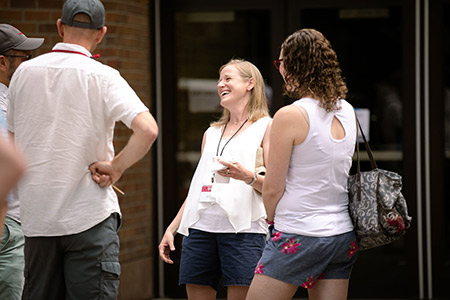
[105,3,148,15]
[51,35,63,44]
[11,0,35,8]
[10,23,38,33]
[25,11,51,21]
[0,11,22,21]
[38,0,63,9]
[104,36,149,48]
[125,14,148,26]
[38,23,58,33]
[121,72,150,82]
[107,25,148,37]
[106,13,147,26]
[50,11,61,21]
[97,48,120,57]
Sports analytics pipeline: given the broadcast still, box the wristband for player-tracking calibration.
[265,219,274,225]
[246,172,257,185]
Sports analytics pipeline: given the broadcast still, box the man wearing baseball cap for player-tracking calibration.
[0,24,43,300]
[7,0,158,299]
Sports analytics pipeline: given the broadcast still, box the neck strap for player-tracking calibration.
[216,119,248,157]
[51,49,100,59]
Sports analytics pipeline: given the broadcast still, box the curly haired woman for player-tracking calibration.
[246,28,358,300]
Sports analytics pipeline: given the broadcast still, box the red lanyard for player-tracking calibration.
[51,49,100,59]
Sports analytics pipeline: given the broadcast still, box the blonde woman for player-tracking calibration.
[159,59,272,300]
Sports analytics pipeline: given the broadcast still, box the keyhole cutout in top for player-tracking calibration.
[331,116,345,140]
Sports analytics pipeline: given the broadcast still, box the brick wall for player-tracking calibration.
[0,1,155,299]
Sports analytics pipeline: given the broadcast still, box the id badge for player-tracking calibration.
[199,184,215,203]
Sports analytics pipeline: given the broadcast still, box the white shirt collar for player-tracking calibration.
[52,43,93,58]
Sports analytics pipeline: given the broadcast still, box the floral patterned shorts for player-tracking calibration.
[254,229,358,289]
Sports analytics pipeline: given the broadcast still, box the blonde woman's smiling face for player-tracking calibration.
[217,65,252,108]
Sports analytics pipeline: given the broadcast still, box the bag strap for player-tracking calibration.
[354,113,362,201]
[354,111,378,201]
[355,113,378,170]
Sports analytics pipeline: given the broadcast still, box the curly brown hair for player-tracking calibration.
[281,28,348,112]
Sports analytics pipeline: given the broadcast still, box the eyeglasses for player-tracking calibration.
[273,58,283,70]
[2,54,32,60]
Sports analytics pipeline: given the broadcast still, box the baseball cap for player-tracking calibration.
[0,24,44,54]
[61,0,105,30]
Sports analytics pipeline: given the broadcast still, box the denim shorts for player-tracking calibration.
[179,228,266,290]
[255,229,358,289]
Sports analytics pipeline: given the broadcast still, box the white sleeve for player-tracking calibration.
[104,72,149,128]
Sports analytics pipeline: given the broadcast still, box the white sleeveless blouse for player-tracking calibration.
[178,116,271,236]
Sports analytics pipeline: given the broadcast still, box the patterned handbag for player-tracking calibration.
[347,118,412,250]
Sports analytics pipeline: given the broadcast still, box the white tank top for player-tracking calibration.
[274,98,356,237]
[178,116,271,236]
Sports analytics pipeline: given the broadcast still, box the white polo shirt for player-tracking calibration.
[7,43,148,237]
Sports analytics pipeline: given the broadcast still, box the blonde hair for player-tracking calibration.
[211,59,269,127]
